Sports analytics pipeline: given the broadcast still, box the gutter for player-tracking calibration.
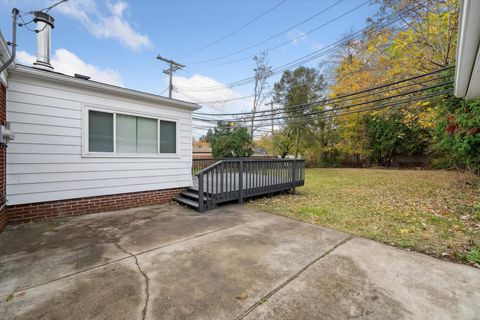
[0,9,19,74]
[11,64,202,111]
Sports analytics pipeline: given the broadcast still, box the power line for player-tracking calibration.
[188,0,368,65]
[271,89,453,128]
[17,0,69,32]
[240,81,454,123]
[192,80,454,124]
[197,88,452,129]
[194,72,451,117]
[184,0,419,72]
[176,2,421,92]
[175,0,288,58]
[194,66,454,117]
[194,71,445,112]
[185,0,343,65]
[43,0,69,13]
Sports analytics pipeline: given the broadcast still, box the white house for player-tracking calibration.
[0,11,200,228]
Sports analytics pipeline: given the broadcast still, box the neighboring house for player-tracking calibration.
[252,147,273,158]
[455,0,480,99]
[0,13,200,229]
[192,145,273,159]
[192,145,212,159]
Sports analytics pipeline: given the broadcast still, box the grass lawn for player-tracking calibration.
[248,168,480,266]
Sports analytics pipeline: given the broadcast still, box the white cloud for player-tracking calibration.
[16,51,36,65]
[56,0,151,51]
[311,41,322,50]
[172,74,252,113]
[16,49,123,86]
[287,30,307,46]
[172,74,277,139]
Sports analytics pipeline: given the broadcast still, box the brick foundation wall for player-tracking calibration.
[7,187,185,225]
[0,83,6,232]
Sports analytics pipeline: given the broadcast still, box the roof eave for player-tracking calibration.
[11,64,201,111]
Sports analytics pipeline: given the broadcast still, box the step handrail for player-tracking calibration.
[195,159,224,177]
[195,160,225,212]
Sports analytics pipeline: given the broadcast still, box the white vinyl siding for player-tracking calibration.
[6,72,193,205]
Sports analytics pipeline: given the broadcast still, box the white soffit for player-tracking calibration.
[454,0,480,99]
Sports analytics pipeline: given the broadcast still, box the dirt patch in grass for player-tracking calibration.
[248,168,480,267]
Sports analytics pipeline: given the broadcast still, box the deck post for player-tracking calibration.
[198,173,205,212]
[291,159,296,193]
[238,159,244,204]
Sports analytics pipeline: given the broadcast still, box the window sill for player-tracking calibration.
[81,152,181,159]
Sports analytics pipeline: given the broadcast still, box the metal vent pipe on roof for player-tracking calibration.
[33,11,55,70]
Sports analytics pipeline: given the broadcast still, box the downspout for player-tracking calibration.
[0,8,19,74]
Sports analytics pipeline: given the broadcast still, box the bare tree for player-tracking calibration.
[250,52,273,138]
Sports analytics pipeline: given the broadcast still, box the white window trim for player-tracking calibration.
[82,105,180,158]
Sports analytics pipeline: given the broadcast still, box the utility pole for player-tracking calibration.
[156,55,185,99]
[265,100,275,157]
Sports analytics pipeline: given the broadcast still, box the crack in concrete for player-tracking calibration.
[0,217,262,298]
[236,236,353,320]
[114,242,150,320]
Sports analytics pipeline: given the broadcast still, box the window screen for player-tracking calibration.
[88,111,113,152]
[160,120,176,153]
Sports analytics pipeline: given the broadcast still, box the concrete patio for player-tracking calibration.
[0,204,479,320]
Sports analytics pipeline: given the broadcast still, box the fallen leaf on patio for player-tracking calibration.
[6,293,14,302]
[235,293,248,300]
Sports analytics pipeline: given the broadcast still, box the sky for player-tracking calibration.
[0,0,380,135]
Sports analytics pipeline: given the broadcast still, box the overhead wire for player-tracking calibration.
[175,0,288,58]
[193,66,454,117]
[185,0,344,65]
[192,80,453,124]
[175,2,422,92]
[193,72,451,119]
[264,89,453,128]
[17,0,69,32]
[195,88,453,130]
[194,73,450,118]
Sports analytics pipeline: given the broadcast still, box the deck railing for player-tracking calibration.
[192,158,219,174]
[194,159,305,212]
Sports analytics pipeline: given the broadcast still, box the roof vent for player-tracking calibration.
[74,73,91,80]
[33,11,55,70]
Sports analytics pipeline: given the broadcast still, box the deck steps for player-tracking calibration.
[181,190,207,201]
[174,188,203,210]
[174,195,199,209]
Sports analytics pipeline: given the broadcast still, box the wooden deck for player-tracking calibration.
[175,159,305,212]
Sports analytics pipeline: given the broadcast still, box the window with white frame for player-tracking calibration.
[87,109,177,155]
